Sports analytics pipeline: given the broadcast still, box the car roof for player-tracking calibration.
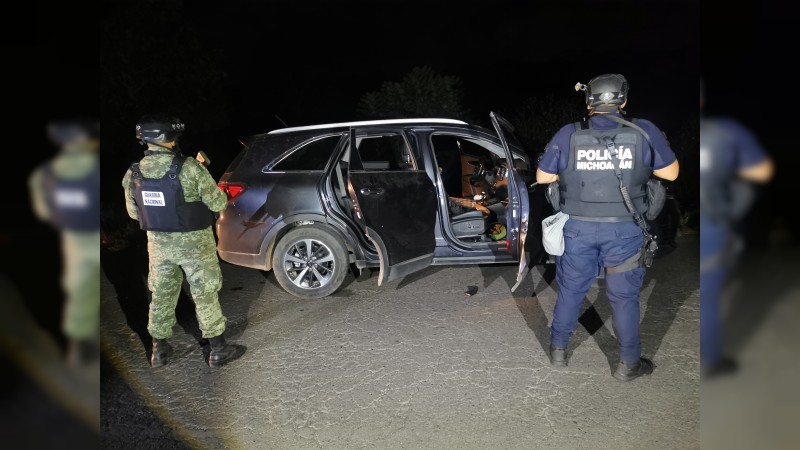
[267,118,469,135]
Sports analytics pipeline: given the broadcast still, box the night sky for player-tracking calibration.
[100,0,699,194]
[180,0,699,134]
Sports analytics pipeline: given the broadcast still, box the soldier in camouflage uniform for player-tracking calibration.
[29,119,100,367]
[122,114,245,368]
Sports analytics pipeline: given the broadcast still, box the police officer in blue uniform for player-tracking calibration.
[699,80,773,377]
[536,74,680,381]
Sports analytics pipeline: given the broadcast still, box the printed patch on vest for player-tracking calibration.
[575,147,634,170]
[142,190,166,206]
[54,189,89,209]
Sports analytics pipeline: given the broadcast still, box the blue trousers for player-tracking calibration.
[550,219,645,364]
[700,215,729,366]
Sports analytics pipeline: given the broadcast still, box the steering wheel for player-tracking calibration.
[468,159,488,186]
[494,161,508,181]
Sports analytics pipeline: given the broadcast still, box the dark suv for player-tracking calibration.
[216,113,539,298]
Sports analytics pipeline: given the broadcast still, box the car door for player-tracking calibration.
[344,128,438,286]
[489,112,532,291]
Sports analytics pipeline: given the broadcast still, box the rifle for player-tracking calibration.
[195,150,211,167]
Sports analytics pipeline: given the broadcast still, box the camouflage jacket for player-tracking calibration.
[122,148,227,249]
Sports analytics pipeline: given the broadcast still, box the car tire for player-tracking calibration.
[271,226,349,299]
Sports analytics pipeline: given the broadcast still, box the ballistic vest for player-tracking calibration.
[559,119,651,217]
[43,160,100,231]
[129,155,214,232]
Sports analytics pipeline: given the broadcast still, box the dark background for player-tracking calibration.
[701,0,800,243]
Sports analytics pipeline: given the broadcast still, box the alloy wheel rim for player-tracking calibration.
[281,238,335,289]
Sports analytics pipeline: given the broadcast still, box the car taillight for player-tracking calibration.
[217,182,246,201]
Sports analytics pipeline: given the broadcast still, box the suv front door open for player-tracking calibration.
[490,112,532,291]
[345,129,438,285]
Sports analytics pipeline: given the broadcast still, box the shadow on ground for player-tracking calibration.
[507,234,698,372]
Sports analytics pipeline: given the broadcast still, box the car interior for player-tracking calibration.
[328,131,522,248]
[431,134,516,244]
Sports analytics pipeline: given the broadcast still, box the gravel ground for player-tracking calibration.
[101,353,189,449]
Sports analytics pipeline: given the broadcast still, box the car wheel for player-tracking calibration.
[271,226,348,299]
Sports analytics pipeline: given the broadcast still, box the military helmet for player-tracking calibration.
[575,73,628,111]
[135,114,184,143]
[47,118,99,146]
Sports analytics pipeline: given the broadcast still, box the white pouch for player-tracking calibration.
[541,212,570,256]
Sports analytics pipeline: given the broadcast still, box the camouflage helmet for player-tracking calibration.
[135,114,184,143]
[47,118,99,146]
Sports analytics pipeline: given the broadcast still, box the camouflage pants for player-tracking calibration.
[146,228,226,339]
[61,231,100,340]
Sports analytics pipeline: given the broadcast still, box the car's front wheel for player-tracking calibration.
[271,226,348,299]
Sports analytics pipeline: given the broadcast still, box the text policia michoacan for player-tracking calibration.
[576,147,633,170]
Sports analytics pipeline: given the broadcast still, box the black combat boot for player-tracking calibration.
[150,338,173,368]
[702,356,738,379]
[549,345,568,367]
[208,334,246,368]
[613,357,655,381]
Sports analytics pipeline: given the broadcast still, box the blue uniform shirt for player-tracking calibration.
[538,113,677,174]
[700,117,768,173]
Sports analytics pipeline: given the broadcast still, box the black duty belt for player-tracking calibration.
[570,215,633,222]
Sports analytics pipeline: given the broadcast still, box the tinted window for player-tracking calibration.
[355,133,416,171]
[272,135,341,171]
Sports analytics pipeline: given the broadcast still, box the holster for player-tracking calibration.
[641,237,658,268]
[546,181,561,212]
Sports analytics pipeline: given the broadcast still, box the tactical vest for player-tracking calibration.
[129,154,214,232]
[43,160,100,231]
[699,120,754,223]
[559,119,651,217]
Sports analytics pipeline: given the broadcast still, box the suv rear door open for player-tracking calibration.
[344,128,438,286]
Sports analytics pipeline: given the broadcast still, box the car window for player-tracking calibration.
[271,135,341,171]
[354,133,417,171]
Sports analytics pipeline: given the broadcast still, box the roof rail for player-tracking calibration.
[267,118,468,134]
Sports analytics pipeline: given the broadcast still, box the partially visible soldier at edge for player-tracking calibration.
[122,113,245,368]
[699,79,774,378]
[28,119,101,368]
